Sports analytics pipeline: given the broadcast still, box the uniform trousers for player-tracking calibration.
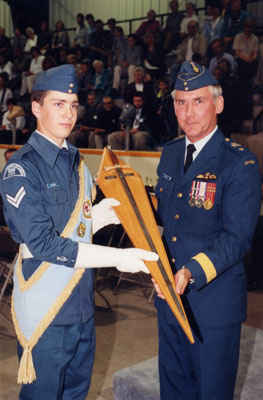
[156,298,241,400]
[18,318,95,400]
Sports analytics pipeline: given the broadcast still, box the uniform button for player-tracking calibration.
[177,193,183,198]
[174,214,180,220]
[171,236,177,242]
[171,258,176,263]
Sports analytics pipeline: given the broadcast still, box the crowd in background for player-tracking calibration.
[0,0,263,150]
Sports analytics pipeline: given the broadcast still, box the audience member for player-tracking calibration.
[73,13,88,48]
[51,20,70,49]
[176,20,207,64]
[113,34,142,92]
[24,27,38,54]
[222,0,249,50]
[209,38,236,74]
[37,20,52,54]
[180,2,199,38]
[203,2,224,44]
[70,91,99,147]
[0,98,25,144]
[0,72,13,123]
[135,9,162,41]
[85,13,96,45]
[109,92,152,150]
[233,17,259,80]
[0,54,13,80]
[89,95,121,148]
[88,19,112,66]
[0,26,11,58]
[89,59,112,103]
[77,59,93,104]
[164,0,184,52]
[124,66,156,110]
[11,27,26,56]
[143,32,164,80]
[20,47,44,97]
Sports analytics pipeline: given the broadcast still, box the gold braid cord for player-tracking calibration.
[12,161,87,384]
[97,148,194,344]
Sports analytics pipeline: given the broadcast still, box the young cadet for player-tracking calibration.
[153,61,261,400]
[0,64,158,400]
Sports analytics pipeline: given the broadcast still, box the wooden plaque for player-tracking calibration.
[97,148,194,344]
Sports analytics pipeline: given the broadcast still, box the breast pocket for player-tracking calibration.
[44,187,68,205]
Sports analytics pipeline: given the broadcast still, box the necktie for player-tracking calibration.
[184,144,196,173]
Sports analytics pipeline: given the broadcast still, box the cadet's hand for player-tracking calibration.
[151,278,165,299]
[175,268,192,295]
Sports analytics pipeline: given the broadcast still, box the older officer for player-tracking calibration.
[154,61,261,400]
[0,64,157,400]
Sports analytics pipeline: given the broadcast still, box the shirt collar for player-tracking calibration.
[185,125,218,161]
[28,131,78,167]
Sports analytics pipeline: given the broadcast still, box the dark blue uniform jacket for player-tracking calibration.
[0,132,94,325]
[156,130,261,329]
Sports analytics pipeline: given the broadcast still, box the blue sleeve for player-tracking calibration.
[1,160,78,268]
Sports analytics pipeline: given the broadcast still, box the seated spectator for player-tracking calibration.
[42,54,57,71]
[180,2,199,39]
[113,33,142,92]
[0,26,11,58]
[89,95,121,148]
[11,27,26,57]
[0,72,12,123]
[222,0,249,50]
[73,13,88,48]
[70,91,98,147]
[176,20,207,64]
[88,19,112,66]
[77,59,93,105]
[56,47,68,65]
[10,47,29,93]
[203,1,224,44]
[85,13,96,45]
[154,78,178,145]
[89,59,112,104]
[135,9,162,41]
[143,32,164,80]
[24,27,38,54]
[213,59,244,136]
[124,66,156,110]
[0,54,13,80]
[20,47,44,97]
[164,0,184,52]
[106,18,117,63]
[0,98,25,144]
[233,17,259,81]
[209,38,236,74]
[51,20,70,49]
[37,20,52,55]
[109,92,153,150]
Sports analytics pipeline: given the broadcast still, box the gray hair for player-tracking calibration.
[171,85,223,103]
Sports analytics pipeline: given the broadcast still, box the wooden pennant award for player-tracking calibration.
[97,148,194,344]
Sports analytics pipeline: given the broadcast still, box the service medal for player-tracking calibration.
[83,199,92,218]
[203,199,213,210]
[77,222,86,237]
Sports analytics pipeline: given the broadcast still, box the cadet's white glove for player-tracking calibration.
[91,198,120,234]
[75,242,158,273]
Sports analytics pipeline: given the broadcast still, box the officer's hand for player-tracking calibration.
[174,268,192,295]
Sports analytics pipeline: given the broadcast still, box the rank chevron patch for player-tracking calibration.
[6,186,26,208]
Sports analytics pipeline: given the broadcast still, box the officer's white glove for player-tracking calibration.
[91,198,120,234]
[75,242,158,273]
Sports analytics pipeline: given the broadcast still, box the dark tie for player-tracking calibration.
[184,144,196,173]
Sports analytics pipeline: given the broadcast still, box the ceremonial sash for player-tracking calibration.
[11,160,94,384]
